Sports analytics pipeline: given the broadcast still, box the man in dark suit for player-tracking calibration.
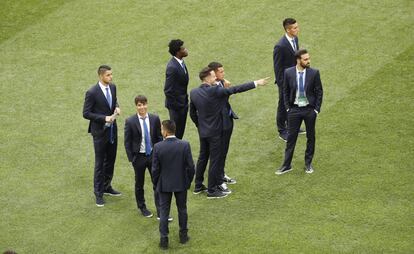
[207,62,237,186]
[164,39,189,139]
[124,95,163,218]
[190,67,269,198]
[152,120,195,250]
[273,18,305,142]
[83,65,122,207]
[276,49,323,175]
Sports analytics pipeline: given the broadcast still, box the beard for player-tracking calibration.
[300,62,310,68]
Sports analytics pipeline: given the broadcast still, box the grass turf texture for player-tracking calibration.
[1,0,413,253]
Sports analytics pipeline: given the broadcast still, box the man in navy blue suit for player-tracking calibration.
[190,67,269,198]
[273,18,305,142]
[276,49,323,175]
[164,39,189,139]
[152,120,195,250]
[83,65,122,207]
[124,95,163,218]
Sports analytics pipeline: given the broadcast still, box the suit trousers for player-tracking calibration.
[276,85,288,134]
[159,191,188,238]
[194,135,223,192]
[220,125,233,179]
[283,106,317,167]
[92,135,117,197]
[168,106,188,139]
[132,153,160,215]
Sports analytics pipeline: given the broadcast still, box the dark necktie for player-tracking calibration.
[291,39,297,51]
[299,72,305,98]
[105,87,114,144]
[141,117,152,155]
[181,61,187,73]
[105,87,112,108]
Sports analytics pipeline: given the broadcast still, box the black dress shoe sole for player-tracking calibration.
[275,168,293,175]
[278,136,287,142]
[104,192,122,196]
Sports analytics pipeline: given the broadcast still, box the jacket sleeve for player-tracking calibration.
[283,69,290,111]
[151,145,160,186]
[189,100,199,127]
[82,90,106,123]
[273,45,283,86]
[216,82,256,97]
[185,143,195,189]
[164,65,178,109]
[313,70,323,113]
[124,118,134,162]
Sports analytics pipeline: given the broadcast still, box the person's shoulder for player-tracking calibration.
[87,83,99,92]
[307,67,320,75]
[126,114,138,122]
[148,112,160,119]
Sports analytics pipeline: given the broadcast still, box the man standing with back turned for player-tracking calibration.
[152,120,195,250]
[273,18,305,142]
[164,39,189,139]
[276,49,323,175]
[83,65,122,207]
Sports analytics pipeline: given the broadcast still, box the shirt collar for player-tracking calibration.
[285,33,295,41]
[98,81,109,89]
[166,135,176,139]
[174,56,183,65]
[296,67,306,75]
[137,113,149,119]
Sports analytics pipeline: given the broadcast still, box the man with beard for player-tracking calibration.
[276,49,323,175]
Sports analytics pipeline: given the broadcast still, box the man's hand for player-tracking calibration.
[105,116,114,123]
[255,77,271,86]
[114,107,121,115]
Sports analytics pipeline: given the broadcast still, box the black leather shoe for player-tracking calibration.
[160,237,168,249]
[305,164,314,174]
[193,185,208,194]
[96,196,104,207]
[140,208,153,218]
[104,187,122,196]
[278,133,288,142]
[179,234,189,244]
[275,165,292,175]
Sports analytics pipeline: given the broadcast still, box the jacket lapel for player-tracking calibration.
[283,36,295,55]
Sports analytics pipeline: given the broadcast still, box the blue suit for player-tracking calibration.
[83,83,119,197]
[164,57,189,139]
[189,82,255,192]
[273,35,299,134]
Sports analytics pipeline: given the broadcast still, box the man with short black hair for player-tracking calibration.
[152,120,195,250]
[124,95,163,218]
[190,67,269,198]
[207,62,237,185]
[164,39,189,139]
[83,65,122,207]
[276,49,323,175]
[273,18,305,142]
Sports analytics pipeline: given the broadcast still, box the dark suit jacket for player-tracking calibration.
[283,67,323,113]
[124,113,163,162]
[152,137,195,192]
[83,83,119,138]
[164,57,189,110]
[218,80,238,130]
[189,82,256,138]
[273,35,299,86]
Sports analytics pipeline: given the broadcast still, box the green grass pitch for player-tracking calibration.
[0,1,413,253]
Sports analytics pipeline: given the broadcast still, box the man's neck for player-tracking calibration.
[296,65,305,72]
[99,81,109,87]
